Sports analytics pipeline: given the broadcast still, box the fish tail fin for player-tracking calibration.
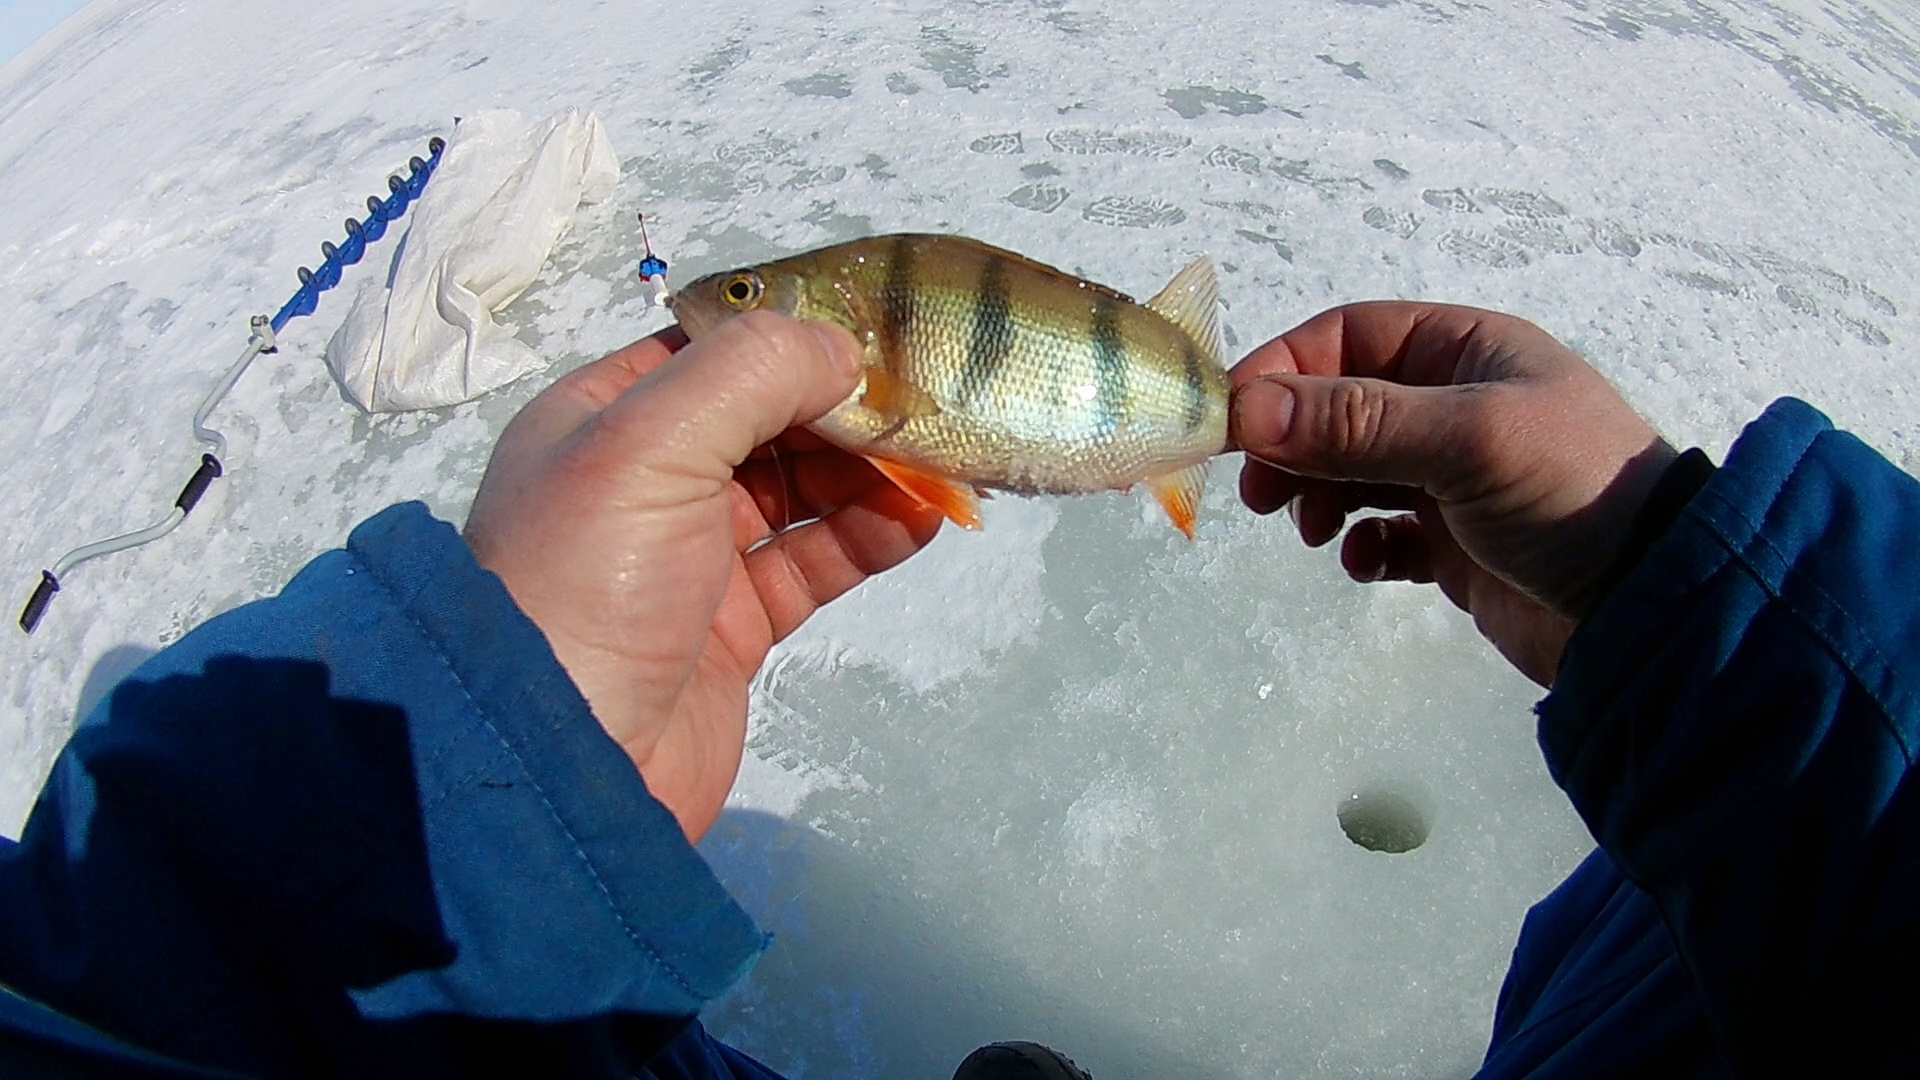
[1143,256,1223,364]
[1147,461,1210,540]
[867,456,983,530]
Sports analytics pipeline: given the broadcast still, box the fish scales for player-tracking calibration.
[669,233,1229,536]
[844,238,1208,492]
[812,237,1210,489]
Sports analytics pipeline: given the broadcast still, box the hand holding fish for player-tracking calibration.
[1231,302,1677,687]
[464,312,943,842]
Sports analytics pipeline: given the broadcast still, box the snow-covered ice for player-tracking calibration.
[1,1,1916,1077]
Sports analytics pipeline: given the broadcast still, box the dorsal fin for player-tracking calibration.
[1143,256,1223,365]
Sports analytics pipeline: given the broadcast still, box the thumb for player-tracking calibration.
[1232,374,1481,494]
[591,311,864,479]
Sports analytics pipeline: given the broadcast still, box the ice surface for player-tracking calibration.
[1,1,1917,1077]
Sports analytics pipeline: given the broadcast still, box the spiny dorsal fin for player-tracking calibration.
[1143,256,1223,366]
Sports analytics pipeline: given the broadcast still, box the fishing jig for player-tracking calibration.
[637,214,670,307]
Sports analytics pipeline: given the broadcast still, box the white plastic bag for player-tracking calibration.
[327,107,620,412]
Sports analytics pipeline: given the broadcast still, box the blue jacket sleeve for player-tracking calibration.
[0,504,768,1078]
[1538,398,1920,1076]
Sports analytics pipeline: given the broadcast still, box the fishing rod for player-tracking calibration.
[19,137,447,635]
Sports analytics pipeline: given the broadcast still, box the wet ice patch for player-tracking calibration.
[918,27,1002,92]
[1162,85,1272,119]
[1316,53,1369,79]
[1373,157,1412,180]
[783,71,852,98]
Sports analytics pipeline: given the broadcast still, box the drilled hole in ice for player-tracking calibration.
[1338,788,1430,854]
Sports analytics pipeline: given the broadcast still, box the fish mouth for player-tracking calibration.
[664,287,720,338]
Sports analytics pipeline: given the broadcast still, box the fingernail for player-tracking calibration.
[1357,520,1390,582]
[1234,378,1296,452]
[809,323,864,379]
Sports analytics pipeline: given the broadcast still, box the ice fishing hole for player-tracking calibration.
[1338,787,1430,854]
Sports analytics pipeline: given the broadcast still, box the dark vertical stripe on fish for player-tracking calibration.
[1181,341,1209,435]
[1091,298,1127,439]
[961,256,1016,406]
[879,236,917,372]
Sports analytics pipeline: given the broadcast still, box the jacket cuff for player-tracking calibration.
[337,504,767,1017]
[1538,398,1832,790]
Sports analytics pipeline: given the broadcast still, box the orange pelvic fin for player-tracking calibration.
[1146,461,1209,540]
[867,456,983,530]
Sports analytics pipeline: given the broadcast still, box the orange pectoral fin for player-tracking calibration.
[867,457,983,530]
[861,368,942,421]
[1146,462,1209,540]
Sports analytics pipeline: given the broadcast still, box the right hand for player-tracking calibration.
[464,314,943,843]
[1229,302,1677,687]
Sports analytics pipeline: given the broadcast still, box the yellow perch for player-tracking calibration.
[668,233,1229,538]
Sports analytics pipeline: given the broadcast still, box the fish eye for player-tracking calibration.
[722,272,764,309]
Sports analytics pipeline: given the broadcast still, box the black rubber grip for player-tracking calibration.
[175,455,224,514]
[19,571,58,635]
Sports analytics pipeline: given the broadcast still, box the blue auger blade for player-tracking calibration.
[336,220,367,267]
[273,278,322,331]
[360,196,391,242]
[263,136,445,334]
[310,257,343,292]
[403,156,430,199]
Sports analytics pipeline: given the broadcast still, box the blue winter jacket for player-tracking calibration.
[0,506,779,1078]
[0,397,1913,1077]
[1481,399,1920,1078]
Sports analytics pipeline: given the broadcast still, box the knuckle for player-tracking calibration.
[1326,379,1389,463]
[1447,382,1526,486]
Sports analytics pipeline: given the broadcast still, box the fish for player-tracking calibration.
[668,233,1230,538]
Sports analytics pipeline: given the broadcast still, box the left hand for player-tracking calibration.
[1228,303,1673,687]
[464,312,944,842]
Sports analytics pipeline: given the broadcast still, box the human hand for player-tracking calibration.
[1230,302,1676,687]
[464,313,944,842]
